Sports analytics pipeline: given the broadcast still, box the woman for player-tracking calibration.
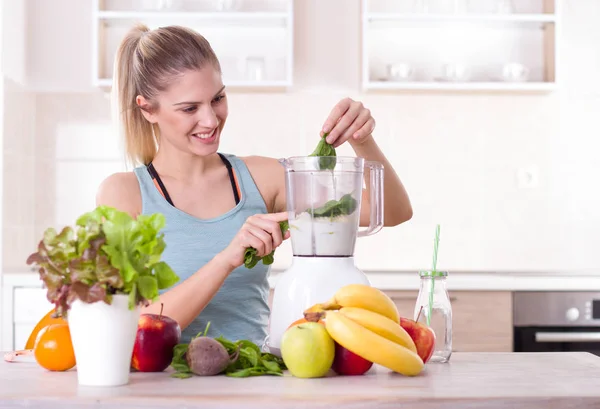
[96,23,413,346]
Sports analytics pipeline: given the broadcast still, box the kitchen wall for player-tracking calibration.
[5,0,600,274]
[3,79,35,271]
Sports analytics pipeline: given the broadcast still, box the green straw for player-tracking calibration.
[427,224,441,326]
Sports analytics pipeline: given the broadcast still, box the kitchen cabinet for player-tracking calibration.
[92,0,294,90]
[1,276,54,352]
[386,290,514,352]
[361,0,559,92]
[4,279,512,353]
[267,287,514,352]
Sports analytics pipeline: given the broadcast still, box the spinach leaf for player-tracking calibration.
[309,132,336,170]
[169,343,193,379]
[170,327,287,379]
[244,221,289,269]
[307,193,358,219]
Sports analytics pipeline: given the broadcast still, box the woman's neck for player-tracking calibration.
[150,146,222,184]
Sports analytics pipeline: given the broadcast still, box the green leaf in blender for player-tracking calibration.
[309,132,337,170]
[307,193,358,219]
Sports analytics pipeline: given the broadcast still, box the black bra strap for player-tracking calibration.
[146,153,240,208]
[147,162,175,206]
[218,153,241,205]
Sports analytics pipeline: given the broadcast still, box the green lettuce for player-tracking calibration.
[26,205,179,318]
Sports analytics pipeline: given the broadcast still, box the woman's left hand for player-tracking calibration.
[321,97,376,148]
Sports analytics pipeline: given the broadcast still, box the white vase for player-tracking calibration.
[68,294,140,387]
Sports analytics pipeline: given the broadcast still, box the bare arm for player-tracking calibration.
[319,97,413,227]
[242,146,411,228]
[351,136,413,227]
[96,172,288,330]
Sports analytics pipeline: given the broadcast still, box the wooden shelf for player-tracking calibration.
[365,13,556,23]
[94,78,291,89]
[365,81,557,92]
[96,10,289,21]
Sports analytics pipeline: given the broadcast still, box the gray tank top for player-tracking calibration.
[132,154,271,346]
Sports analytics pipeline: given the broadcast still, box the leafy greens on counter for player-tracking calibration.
[170,324,286,378]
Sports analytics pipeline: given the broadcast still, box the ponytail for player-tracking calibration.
[112,23,157,167]
[111,23,220,167]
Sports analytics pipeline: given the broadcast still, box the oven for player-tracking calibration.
[513,291,600,357]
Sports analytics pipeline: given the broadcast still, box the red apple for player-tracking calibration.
[331,342,373,376]
[131,304,181,372]
[399,317,436,364]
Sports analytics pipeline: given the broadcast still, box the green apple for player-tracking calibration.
[280,322,334,378]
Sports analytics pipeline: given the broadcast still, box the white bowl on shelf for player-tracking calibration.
[386,63,415,82]
[500,63,529,82]
[436,63,471,82]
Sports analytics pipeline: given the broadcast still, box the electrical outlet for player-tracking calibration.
[516,166,539,189]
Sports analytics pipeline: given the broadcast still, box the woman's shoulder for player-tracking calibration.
[236,155,284,181]
[235,155,285,213]
[95,170,142,218]
[236,154,281,169]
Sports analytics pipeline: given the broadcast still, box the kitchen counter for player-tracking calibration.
[269,270,600,291]
[1,352,600,408]
[5,270,600,292]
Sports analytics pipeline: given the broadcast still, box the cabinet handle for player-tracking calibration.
[535,332,600,343]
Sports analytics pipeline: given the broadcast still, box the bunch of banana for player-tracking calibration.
[303,284,424,376]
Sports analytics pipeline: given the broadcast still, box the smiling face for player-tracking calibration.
[137,65,228,158]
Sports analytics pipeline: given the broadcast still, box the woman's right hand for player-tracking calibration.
[218,212,290,270]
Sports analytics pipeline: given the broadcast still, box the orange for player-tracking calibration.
[25,309,67,350]
[34,324,76,371]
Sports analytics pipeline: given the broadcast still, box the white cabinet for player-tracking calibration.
[361,0,559,92]
[92,0,294,89]
[1,274,53,352]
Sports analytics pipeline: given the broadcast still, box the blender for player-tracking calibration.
[265,156,384,356]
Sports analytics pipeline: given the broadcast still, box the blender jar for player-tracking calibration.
[279,156,384,257]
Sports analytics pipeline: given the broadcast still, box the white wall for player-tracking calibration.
[3,79,35,271]
[1,0,26,85]
[8,0,600,274]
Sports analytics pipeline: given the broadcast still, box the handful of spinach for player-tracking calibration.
[170,327,286,378]
[307,193,358,219]
[309,132,336,170]
[244,220,289,269]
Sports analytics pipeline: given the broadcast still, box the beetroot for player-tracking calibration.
[186,336,238,376]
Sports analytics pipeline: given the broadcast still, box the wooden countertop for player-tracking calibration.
[1,352,600,408]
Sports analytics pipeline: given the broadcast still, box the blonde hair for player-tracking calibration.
[111,24,221,166]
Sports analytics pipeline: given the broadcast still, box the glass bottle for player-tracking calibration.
[414,270,452,363]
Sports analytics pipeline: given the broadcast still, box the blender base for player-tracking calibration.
[264,256,371,357]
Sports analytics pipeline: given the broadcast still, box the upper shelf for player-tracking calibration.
[96,10,289,20]
[365,13,556,23]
